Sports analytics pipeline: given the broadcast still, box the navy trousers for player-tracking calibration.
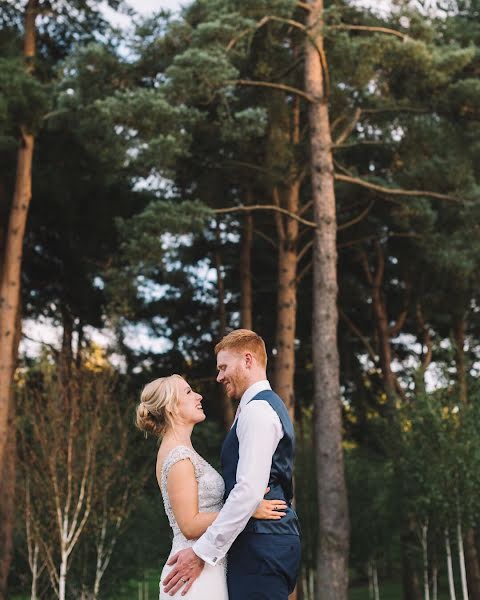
[227,532,301,600]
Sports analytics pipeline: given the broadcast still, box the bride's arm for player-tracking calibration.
[167,460,218,540]
[167,462,288,540]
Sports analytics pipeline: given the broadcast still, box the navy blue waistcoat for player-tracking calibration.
[220,389,300,536]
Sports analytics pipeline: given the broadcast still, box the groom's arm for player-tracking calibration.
[192,400,283,565]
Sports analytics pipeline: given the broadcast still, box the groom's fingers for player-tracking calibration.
[181,577,195,596]
[167,576,186,596]
[166,551,180,567]
[163,571,183,593]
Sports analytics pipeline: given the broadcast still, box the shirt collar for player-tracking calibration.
[239,380,271,409]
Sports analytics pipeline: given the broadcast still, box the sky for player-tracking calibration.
[103,0,184,28]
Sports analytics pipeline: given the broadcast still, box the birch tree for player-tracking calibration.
[18,365,109,600]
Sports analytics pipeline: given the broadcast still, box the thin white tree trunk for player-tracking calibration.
[422,522,430,600]
[432,565,438,600]
[309,567,314,600]
[446,529,457,600]
[373,560,380,600]
[368,562,374,600]
[31,543,39,600]
[457,521,469,600]
[59,548,67,600]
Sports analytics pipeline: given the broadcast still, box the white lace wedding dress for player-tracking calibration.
[159,445,228,600]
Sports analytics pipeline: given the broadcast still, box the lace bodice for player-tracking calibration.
[160,445,225,557]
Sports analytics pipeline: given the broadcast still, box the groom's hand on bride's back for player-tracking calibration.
[252,486,287,520]
[163,548,204,596]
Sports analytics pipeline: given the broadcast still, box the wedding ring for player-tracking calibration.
[274,506,278,510]
[181,578,188,584]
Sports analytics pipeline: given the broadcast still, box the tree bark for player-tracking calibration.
[273,183,299,420]
[458,521,470,600]
[446,529,458,600]
[240,191,253,330]
[453,318,468,406]
[305,2,349,598]
[0,295,22,599]
[0,13,38,583]
[214,224,234,429]
[0,126,34,468]
[452,318,480,600]
[400,517,422,600]
[422,522,430,600]
[464,529,480,600]
[360,243,398,402]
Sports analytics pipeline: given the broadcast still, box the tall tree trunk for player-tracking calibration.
[453,318,468,405]
[0,12,37,595]
[446,529,458,600]
[273,183,299,420]
[453,318,480,600]
[0,126,34,468]
[240,191,253,330]
[214,224,234,429]
[464,529,480,600]
[422,522,430,600]
[305,2,349,598]
[0,291,23,598]
[61,306,74,385]
[400,517,422,600]
[360,243,398,402]
[458,521,470,600]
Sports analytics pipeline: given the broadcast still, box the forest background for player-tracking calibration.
[1,0,480,599]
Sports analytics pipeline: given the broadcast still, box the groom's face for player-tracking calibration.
[216,349,249,400]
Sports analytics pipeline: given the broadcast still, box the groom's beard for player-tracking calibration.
[223,372,248,400]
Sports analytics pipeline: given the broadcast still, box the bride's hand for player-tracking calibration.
[252,487,287,520]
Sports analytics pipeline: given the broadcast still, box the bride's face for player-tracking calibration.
[174,378,206,426]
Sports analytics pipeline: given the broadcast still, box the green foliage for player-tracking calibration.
[0,57,49,137]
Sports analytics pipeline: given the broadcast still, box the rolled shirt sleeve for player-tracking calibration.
[192,399,283,565]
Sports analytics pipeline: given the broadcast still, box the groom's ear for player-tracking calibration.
[244,351,254,369]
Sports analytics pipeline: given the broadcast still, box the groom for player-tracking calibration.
[163,329,301,599]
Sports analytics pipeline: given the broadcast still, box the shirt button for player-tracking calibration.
[213,557,217,563]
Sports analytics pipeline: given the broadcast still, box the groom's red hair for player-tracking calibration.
[214,329,267,368]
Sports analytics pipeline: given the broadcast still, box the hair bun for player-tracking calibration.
[138,402,150,419]
[136,375,183,438]
[136,402,162,437]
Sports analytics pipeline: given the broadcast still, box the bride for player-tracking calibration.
[136,374,287,599]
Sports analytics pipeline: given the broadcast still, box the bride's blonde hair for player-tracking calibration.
[136,374,183,437]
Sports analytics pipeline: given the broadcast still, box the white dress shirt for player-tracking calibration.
[192,380,283,566]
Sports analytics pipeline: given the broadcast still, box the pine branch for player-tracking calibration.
[214,204,316,227]
[297,240,313,263]
[329,24,409,40]
[253,229,278,249]
[339,308,377,363]
[337,200,375,231]
[335,173,463,202]
[296,259,312,284]
[227,79,315,103]
[334,108,362,146]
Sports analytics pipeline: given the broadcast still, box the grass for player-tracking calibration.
[348,580,451,600]
[12,576,455,599]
